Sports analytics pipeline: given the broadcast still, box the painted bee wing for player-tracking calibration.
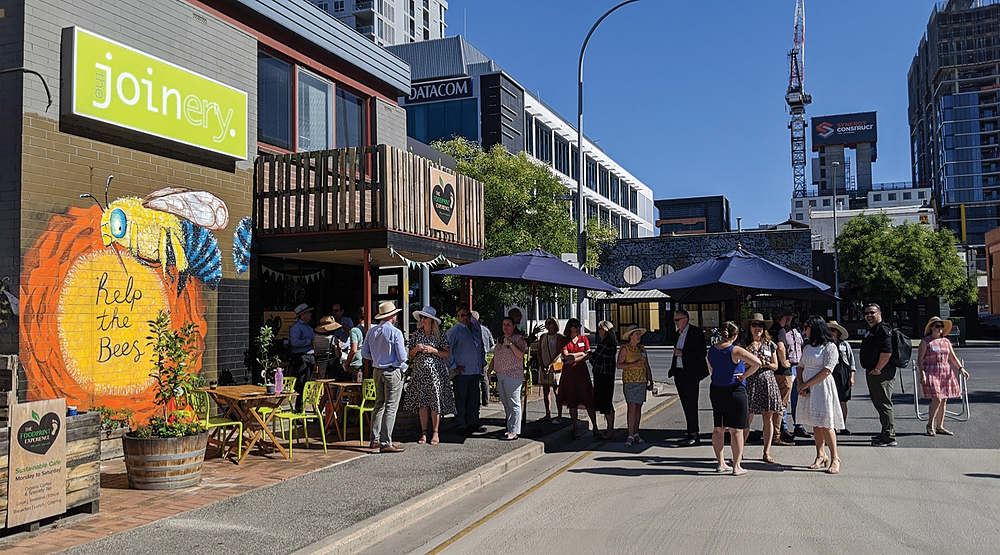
[142,187,230,230]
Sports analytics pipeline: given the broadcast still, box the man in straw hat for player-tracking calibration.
[289,303,316,411]
[670,309,709,446]
[313,316,343,379]
[361,301,409,453]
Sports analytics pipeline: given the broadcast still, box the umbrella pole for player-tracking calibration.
[524,282,538,427]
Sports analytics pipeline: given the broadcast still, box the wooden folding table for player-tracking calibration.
[204,385,297,464]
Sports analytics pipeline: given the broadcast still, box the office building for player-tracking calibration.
[790,181,932,224]
[654,196,731,235]
[908,0,1000,270]
[388,36,655,238]
[309,0,447,46]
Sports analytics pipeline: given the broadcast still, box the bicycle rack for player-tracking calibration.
[911,359,970,422]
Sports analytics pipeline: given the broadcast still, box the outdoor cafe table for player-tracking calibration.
[315,379,363,441]
[203,385,296,464]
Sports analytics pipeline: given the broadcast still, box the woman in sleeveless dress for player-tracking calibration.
[531,317,565,424]
[405,306,454,445]
[918,316,968,437]
[741,313,784,464]
[557,318,599,439]
[796,315,845,474]
[706,322,762,476]
[617,325,653,446]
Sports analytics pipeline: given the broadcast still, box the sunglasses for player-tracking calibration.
[932,323,945,329]
[458,313,470,317]
[673,317,687,322]
[750,322,764,328]
[332,309,343,313]
[864,311,879,315]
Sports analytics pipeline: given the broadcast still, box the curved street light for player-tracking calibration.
[576,0,649,325]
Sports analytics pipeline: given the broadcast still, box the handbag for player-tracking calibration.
[551,360,563,373]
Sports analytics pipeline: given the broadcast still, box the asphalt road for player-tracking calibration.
[360,347,999,555]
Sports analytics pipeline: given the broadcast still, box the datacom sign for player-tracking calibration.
[62,27,248,160]
[811,112,877,149]
[403,77,475,105]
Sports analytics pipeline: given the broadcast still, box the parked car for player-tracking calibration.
[979,314,1000,338]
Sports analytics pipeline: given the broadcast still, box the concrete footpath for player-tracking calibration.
[34,381,674,555]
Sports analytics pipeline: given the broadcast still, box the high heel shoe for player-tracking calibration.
[827,458,841,474]
[926,424,936,437]
[808,455,830,469]
[418,429,428,444]
[936,428,954,436]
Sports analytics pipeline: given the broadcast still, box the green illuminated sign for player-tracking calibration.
[64,27,247,160]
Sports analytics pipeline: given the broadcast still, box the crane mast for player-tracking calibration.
[786,0,811,198]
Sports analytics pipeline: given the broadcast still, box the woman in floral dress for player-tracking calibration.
[918,316,969,437]
[741,313,784,463]
[404,306,454,445]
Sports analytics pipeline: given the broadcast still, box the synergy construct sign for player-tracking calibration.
[811,111,878,148]
[61,27,248,160]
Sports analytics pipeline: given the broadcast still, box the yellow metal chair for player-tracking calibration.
[259,376,297,434]
[274,381,327,457]
[189,390,242,460]
[344,378,377,446]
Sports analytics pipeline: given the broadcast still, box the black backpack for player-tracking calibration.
[888,326,912,368]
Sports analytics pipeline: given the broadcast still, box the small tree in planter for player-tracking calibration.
[256,324,283,389]
[122,310,209,490]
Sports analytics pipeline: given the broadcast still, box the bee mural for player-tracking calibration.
[82,176,229,293]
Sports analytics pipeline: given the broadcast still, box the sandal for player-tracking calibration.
[418,430,428,444]
[926,424,936,437]
[763,454,776,464]
[634,434,645,444]
[573,428,581,440]
[624,435,634,446]
[936,428,954,436]
[716,463,732,473]
[808,455,830,469]
[551,418,562,425]
[429,432,440,445]
[827,458,841,475]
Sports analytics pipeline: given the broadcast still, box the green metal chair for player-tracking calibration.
[344,378,377,446]
[258,376,297,434]
[274,381,327,457]
[189,390,242,460]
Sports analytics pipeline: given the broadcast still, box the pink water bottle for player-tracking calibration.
[274,366,284,393]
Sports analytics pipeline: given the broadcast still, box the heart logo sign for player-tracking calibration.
[432,176,455,226]
[18,411,61,456]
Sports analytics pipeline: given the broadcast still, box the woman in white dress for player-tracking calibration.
[796,315,845,475]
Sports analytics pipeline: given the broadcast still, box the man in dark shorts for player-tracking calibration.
[860,303,896,446]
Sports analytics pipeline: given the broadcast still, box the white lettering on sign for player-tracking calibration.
[407,78,473,103]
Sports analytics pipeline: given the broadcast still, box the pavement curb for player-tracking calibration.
[293,386,674,555]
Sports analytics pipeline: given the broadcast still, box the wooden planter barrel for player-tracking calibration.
[122,431,209,490]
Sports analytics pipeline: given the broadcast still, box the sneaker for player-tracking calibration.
[840,428,852,435]
[871,437,897,447]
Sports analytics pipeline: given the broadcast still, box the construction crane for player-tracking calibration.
[786,0,811,198]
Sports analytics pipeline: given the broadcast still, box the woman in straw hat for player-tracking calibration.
[740,313,784,464]
[404,306,454,445]
[313,316,343,379]
[617,324,654,446]
[827,320,856,434]
[917,316,968,437]
[707,322,762,475]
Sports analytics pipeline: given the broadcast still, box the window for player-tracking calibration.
[888,193,896,201]
[424,28,429,40]
[336,87,366,148]
[554,136,570,175]
[586,157,597,190]
[795,200,803,208]
[620,180,629,207]
[570,146,578,180]
[918,191,926,199]
[298,70,333,151]
[610,174,620,203]
[423,9,429,27]
[524,115,533,155]
[903,192,912,200]
[598,166,609,198]
[535,124,552,164]
[623,265,642,286]
[823,199,830,207]
[630,189,638,214]
[808,200,817,207]
[796,213,804,220]
[587,202,598,222]
[334,1,345,11]
[405,99,478,144]
[258,52,292,149]
[873,194,882,201]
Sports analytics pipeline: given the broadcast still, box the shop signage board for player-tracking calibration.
[429,167,457,235]
[6,399,67,528]
[811,111,878,148]
[403,77,474,105]
[62,26,248,160]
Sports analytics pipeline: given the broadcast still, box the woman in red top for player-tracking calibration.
[557,318,599,439]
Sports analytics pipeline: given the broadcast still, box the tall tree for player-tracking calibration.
[835,214,975,314]
[431,138,616,323]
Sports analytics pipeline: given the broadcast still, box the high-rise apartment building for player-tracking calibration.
[908,0,1000,269]
[309,0,447,46]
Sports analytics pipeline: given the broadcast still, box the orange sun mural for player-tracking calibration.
[21,205,207,423]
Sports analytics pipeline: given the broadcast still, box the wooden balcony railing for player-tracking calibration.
[254,145,484,249]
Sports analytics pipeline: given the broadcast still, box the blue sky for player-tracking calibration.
[444,0,941,227]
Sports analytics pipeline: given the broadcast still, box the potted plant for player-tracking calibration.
[256,324,283,393]
[121,310,209,490]
[91,405,135,460]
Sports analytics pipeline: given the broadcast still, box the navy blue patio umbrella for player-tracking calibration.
[632,247,835,303]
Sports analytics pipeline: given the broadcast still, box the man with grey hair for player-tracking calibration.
[361,301,408,453]
[670,309,708,446]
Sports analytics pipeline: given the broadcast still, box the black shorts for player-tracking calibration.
[710,383,749,429]
[831,368,853,402]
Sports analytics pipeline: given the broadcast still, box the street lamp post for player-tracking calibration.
[577,0,646,326]
[831,161,841,321]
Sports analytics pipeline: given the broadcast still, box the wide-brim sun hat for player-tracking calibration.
[294,303,314,316]
[374,301,402,320]
[924,316,953,337]
[413,305,441,324]
[598,320,614,332]
[315,316,342,334]
[622,324,646,340]
[827,320,849,339]
[741,313,772,334]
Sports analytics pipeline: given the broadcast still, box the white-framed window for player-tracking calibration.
[298,69,333,151]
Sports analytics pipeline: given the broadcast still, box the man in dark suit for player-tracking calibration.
[670,309,708,446]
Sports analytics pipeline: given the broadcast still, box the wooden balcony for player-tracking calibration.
[254,145,484,265]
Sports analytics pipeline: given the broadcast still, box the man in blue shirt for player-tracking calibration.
[288,303,315,412]
[361,301,408,453]
[448,304,486,436]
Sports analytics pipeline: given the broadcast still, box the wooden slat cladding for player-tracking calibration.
[254,145,484,249]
